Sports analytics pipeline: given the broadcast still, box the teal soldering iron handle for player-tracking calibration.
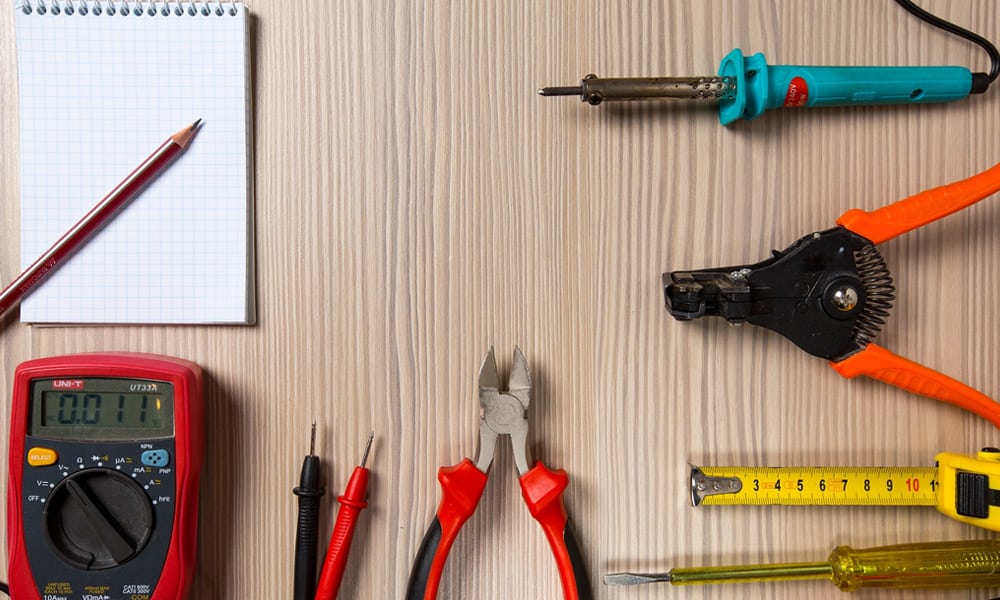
[719,49,974,125]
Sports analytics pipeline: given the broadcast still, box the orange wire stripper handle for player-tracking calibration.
[832,344,1000,429]
[837,161,1000,245]
[833,161,1000,428]
[405,459,591,600]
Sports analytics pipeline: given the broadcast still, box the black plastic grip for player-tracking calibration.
[562,523,592,600]
[293,455,324,600]
[405,517,443,600]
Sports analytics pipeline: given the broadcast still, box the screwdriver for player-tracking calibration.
[604,540,1000,591]
[315,431,374,600]
[293,422,324,600]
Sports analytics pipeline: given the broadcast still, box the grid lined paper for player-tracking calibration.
[14,1,253,324]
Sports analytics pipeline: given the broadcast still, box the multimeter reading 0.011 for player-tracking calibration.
[6,353,203,600]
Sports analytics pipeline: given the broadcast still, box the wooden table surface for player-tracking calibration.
[2,1,1000,598]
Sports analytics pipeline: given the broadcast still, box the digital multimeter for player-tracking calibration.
[6,353,203,600]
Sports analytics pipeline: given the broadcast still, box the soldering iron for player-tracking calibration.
[539,0,999,125]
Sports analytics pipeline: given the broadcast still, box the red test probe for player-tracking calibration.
[315,432,374,600]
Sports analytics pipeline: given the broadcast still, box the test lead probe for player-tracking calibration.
[293,421,324,600]
[539,0,998,125]
[315,431,374,600]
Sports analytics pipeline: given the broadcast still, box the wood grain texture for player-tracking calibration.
[2,1,1000,598]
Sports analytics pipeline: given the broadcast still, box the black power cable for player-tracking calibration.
[896,0,1000,92]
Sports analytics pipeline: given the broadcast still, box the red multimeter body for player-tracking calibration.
[7,353,203,600]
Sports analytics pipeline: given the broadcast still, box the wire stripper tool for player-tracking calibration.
[690,448,1000,532]
[405,347,592,600]
[663,161,1000,427]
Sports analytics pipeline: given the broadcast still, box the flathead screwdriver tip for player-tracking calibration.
[603,572,673,586]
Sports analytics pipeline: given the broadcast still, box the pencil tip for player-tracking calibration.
[172,119,203,148]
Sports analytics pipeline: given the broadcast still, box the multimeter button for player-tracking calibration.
[140,449,170,467]
[27,447,58,466]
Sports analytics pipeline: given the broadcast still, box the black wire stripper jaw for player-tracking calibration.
[663,161,1000,428]
[664,227,894,362]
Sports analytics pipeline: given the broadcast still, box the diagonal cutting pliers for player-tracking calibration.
[663,162,1000,427]
[405,347,592,599]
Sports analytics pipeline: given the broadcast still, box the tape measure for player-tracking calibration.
[6,353,203,600]
[691,449,1000,532]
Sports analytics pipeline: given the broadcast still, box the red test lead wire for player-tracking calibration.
[315,432,374,600]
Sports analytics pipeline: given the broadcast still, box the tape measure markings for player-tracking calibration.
[692,466,939,506]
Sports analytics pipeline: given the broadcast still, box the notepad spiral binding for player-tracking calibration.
[17,0,240,17]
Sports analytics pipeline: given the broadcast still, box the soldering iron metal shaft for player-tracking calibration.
[538,74,737,105]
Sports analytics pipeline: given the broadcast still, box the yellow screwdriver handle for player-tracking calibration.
[828,540,1000,591]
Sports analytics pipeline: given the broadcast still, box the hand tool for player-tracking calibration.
[7,353,203,600]
[604,540,1000,591]
[663,161,1000,427]
[293,422,324,600]
[315,431,374,600]
[690,448,1000,532]
[0,119,201,319]
[539,0,998,125]
[405,347,592,600]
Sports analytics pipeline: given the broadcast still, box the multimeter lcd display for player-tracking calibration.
[29,378,174,440]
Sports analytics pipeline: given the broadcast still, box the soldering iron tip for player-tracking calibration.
[538,85,582,97]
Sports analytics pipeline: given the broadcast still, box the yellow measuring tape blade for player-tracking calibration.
[692,466,939,506]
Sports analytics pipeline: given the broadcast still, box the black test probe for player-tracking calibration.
[293,421,324,600]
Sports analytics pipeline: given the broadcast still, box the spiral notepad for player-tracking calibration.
[13,1,254,324]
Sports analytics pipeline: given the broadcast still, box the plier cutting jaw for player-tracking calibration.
[663,162,1000,428]
[405,347,592,600]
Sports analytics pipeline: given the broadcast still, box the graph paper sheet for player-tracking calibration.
[13,1,254,324]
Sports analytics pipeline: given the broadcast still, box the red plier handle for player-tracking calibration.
[405,459,592,599]
[832,161,1000,427]
[405,460,487,600]
[519,462,592,600]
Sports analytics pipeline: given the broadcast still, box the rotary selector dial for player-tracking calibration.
[43,468,154,570]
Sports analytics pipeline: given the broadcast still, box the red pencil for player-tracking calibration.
[0,119,202,318]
